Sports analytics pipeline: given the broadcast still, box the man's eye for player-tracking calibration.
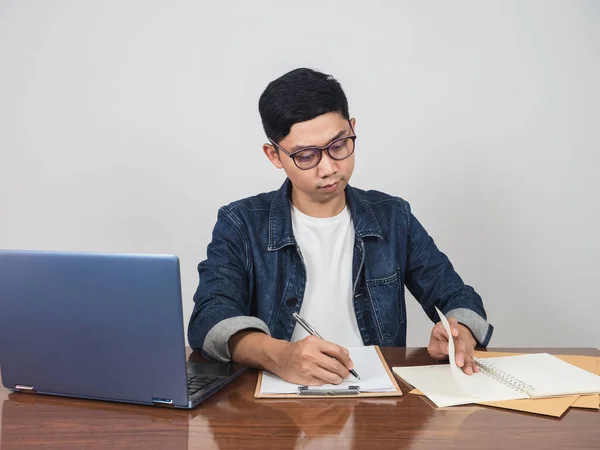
[296,151,317,162]
[330,142,344,151]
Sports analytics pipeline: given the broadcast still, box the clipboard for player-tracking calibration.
[254,346,403,399]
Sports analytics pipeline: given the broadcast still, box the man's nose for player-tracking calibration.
[316,151,337,176]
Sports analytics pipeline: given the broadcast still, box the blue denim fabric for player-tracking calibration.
[188,179,492,361]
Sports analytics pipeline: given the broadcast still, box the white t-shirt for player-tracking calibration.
[290,203,364,346]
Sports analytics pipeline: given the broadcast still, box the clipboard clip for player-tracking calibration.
[298,385,361,396]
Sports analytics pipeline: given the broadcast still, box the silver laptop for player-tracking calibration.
[0,249,246,408]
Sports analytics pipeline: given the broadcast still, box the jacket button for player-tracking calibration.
[286,298,297,307]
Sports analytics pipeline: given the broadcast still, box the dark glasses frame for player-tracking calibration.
[268,121,357,170]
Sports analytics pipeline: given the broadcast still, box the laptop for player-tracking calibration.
[0,249,246,409]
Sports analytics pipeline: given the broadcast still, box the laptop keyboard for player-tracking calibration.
[187,374,220,396]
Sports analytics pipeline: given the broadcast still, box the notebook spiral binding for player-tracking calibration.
[474,357,535,396]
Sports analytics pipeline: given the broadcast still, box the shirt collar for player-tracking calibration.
[267,179,383,251]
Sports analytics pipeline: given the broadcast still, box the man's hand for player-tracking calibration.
[271,336,354,385]
[427,318,479,375]
[229,331,354,385]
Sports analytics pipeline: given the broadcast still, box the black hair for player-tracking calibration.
[258,68,349,143]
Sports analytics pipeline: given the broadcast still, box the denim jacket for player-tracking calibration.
[188,179,493,362]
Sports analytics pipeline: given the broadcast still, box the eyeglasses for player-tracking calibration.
[268,122,356,170]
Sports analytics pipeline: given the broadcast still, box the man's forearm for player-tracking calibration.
[228,330,290,373]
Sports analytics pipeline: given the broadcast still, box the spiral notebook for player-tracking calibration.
[392,308,600,408]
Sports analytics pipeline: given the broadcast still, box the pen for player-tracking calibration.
[292,312,361,380]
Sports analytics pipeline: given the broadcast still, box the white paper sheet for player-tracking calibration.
[259,346,396,394]
[435,306,486,398]
[393,363,528,407]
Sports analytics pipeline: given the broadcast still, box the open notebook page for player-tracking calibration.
[393,364,528,407]
[483,353,600,398]
[259,345,396,394]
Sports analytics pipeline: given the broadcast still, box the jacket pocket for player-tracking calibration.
[366,270,404,341]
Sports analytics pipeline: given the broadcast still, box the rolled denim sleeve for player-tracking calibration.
[188,207,266,361]
[446,308,494,347]
[404,203,493,347]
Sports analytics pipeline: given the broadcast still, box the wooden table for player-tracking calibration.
[1,348,599,449]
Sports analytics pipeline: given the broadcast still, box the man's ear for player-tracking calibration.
[350,117,356,130]
[263,143,283,169]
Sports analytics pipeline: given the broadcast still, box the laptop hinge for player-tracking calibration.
[151,397,174,406]
[15,384,36,392]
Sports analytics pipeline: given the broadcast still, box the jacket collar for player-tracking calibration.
[267,179,383,251]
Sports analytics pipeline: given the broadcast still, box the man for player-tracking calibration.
[188,68,493,385]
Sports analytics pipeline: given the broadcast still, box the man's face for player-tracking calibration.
[264,112,356,206]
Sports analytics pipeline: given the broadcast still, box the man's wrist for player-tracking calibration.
[229,330,291,373]
[229,330,268,366]
[261,337,292,373]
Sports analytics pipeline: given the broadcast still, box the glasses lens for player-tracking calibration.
[328,137,354,160]
[293,149,321,169]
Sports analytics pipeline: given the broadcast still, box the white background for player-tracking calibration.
[1,0,598,348]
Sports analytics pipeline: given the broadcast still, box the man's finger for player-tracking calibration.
[319,342,354,370]
[427,339,449,360]
[433,341,449,356]
[315,354,350,380]
[444,317,460,337]
[427,347,445,360]
[461,354,475,375]
[313,366,344,385]
[455,350,465,368]
[432,323,449,341]
[432,329,449,341]
[461,346,477,375]
[454,336,468,368]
